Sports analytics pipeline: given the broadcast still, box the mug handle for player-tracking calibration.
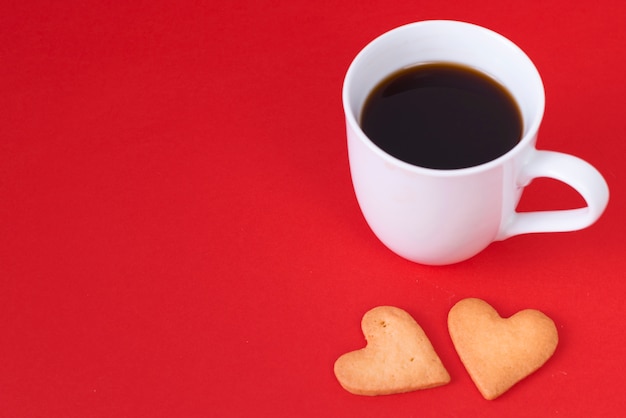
[497,150,609,240]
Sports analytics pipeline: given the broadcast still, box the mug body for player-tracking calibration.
[343,20,545,265]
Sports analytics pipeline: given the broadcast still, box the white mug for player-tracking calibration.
[343,20,609,265]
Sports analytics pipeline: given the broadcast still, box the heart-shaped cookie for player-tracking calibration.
[334,306,450,396]
[448,298,558,400]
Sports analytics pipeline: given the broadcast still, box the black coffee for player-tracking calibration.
[360,63,523,169]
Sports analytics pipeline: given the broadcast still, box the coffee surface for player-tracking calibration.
[360,63,523,169]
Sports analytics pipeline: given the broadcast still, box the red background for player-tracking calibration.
[1,0,624,416]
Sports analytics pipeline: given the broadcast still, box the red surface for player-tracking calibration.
[1,1,624,416]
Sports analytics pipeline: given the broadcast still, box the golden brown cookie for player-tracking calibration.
[447,298,558,400]
[334,306,450,396]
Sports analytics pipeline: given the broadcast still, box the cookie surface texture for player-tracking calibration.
[447,298,558,400]
[334,306,450,396]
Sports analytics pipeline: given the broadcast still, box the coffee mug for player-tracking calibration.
[343,20,609,265]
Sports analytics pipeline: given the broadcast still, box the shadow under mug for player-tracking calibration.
[343,20,610,265]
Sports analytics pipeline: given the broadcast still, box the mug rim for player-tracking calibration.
[342,20,546,177]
